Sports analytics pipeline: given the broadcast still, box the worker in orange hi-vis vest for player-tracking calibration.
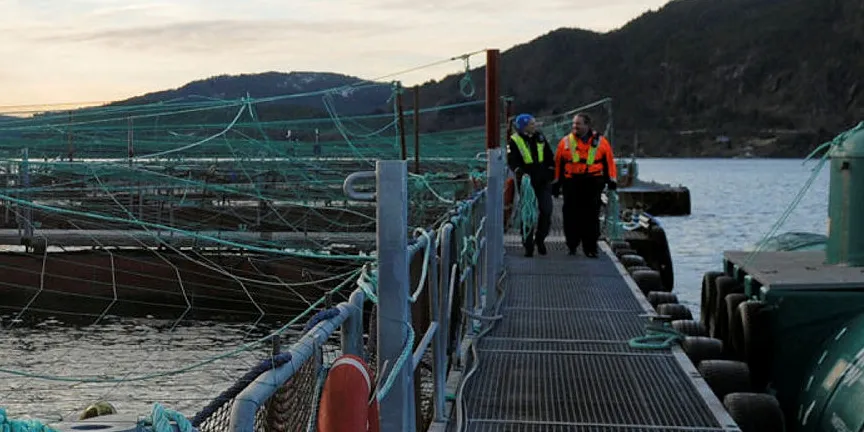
[507,113,555,257]
[552,112,618,258]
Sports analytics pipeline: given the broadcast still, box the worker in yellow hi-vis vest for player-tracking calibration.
[553,112,618,258]
[507,113,555,257]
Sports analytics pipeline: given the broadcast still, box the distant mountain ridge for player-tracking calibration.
[110,71,393,117]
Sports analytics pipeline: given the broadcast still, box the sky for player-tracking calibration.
[0,0,671,111]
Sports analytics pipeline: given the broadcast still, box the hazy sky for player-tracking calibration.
[0,0,671,110]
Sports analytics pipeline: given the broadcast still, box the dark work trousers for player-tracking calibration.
[520,181,553,252]
[561,176,606,254]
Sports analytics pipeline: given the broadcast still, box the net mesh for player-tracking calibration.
[0,58,615,429]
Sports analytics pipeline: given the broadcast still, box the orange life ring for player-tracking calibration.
[317,354,380,432]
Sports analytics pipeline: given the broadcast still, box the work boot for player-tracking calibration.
[524,246,534,257]
[536,239,547,256]
[568,248,576,256]
[585,250,598,258]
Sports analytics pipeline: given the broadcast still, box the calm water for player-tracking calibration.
[0,159,831,421]
[637,158,830,311]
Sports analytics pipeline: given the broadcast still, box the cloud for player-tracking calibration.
[0,0,674,106]
[33,18,406,53]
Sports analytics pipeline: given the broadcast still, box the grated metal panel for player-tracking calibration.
[478,338,668,354]
[465,421,727,432]
[489,309,645,341]
[504,253,622,277]
[463,352,722,429]
[503,275,642,311]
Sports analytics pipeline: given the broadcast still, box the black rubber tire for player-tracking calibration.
[682,336,723,366]
[657,303,693,321]
[723,392,785,432]
[725,293,748,357]
[610,240,631,251]
[701,271,724,329]
[739,300,771,391]
[615,248,638,258]
[619,254,647,268]
[647,292,678,308]
[711,276,743,341]
[698,360,751,401]
[672,320,708,337]
[632,270,665,295]
[628,265,653,273]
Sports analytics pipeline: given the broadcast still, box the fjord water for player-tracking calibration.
[0,158,830,420]
[639,158,830,312]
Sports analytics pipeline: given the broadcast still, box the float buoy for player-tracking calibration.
[317,354,380,432]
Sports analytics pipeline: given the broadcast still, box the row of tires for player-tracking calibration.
[609,240,785,432]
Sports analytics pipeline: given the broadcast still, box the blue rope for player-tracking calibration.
[190,352,293,427]
[628,322,685,350]
[605,190,623,241]
[303,308,341,332]
[0,408,58,432]
[139,403,195,432]
[513,175,538,242]
[376,324,415,401]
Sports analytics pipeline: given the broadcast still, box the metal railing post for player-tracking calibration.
[434,223,454,421]
[340,289,366,359]
[375,160,416,432]
[484,147,504,314]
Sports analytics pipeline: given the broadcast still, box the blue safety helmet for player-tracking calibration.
[513,114,535,133]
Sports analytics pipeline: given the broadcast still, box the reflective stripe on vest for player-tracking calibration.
[511,133,544,164]
[568,133,599,165]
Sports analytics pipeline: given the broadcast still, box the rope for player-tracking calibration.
[357,264,379,304]
[139,404,195,432]
[190,352,293,426]
[628,322,686,350]
[512,175,538,242]
[375,325,415,401]
[303,308,341,332]
[0,408,58,432]
[605,190,623,241]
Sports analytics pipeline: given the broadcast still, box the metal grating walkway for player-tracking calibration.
[451,208,735,431]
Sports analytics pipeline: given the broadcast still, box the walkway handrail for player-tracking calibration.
[227,155,501,432]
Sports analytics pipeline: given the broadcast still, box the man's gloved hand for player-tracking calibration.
[607,179,618,191]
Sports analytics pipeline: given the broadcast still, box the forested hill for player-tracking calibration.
[417,0,864,157]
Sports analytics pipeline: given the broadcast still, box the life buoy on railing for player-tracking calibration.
[316,354,380,432]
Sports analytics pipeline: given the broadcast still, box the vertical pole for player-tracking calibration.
[397,83,407,161]
[127,116,134,166]
[340,289,365,359]
[485,49,501,150]
[376,160,415,432]
[413,86,421,173]
[432,226,448,422]
[484,49,503,314]
[20,148,33,246]
[504,98,513,142]
[67,111,74,162]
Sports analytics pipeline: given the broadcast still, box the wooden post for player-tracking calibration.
[485,50,500,150]
[504,98,513,143]
[67,111,74,162]
[397,83,407,160]
[413,85,420,173]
